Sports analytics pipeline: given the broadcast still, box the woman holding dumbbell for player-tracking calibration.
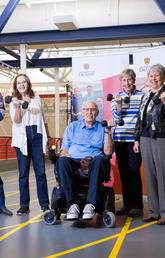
[134,64,165,225]
[111,69,144,218]
[9,74,50,215]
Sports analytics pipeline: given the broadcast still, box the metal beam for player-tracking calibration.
[0,46,33,65]
[154,0,165,15]
[0,0,20,32]
[3,57,72,68]
[0,46,20,59]
[0,23,165,46]
[32,49,44,59]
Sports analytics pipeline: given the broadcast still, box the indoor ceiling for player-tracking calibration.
[0,0,165,83]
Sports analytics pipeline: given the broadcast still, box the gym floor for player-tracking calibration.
[0,159,164,258]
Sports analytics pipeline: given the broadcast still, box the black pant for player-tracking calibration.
[55,155,109,206]
[115,142,143,209]
[0,176,5,208]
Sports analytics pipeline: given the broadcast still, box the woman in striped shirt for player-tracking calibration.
[111,69,144,218]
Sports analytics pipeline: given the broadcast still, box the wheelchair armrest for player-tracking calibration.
[104,154,112,183]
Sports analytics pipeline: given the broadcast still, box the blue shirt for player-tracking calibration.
[61,120,106,159]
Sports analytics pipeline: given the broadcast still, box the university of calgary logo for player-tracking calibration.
[79,63,94,76]
[144,57,150,65]
[84,64,89,70]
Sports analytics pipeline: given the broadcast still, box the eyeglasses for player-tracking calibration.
[83,108,97,112]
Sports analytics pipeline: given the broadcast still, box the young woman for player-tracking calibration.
[10,74,50,215]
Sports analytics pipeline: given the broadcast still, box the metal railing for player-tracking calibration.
[0,137,15,159]
[0,137,62,160]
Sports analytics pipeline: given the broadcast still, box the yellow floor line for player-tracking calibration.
[0,213,42,241]
[0,167,53,176]
[0,169,18,175]
[6,198,38,207]
[128,220,158,233]
[109,217,132,258]
[5,176,55,186]
[0,219,42,230]
[44,217,157,258]
[5,190,19,197]
[0,211,158,256]
[44,233,121,258]
[5,179,55,198]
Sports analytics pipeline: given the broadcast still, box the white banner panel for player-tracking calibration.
[72,53,129,122]
[72,53,129,82]
[133,46,165,91]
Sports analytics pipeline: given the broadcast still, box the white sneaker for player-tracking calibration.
[82,204,95,220]
[66,204,80,220]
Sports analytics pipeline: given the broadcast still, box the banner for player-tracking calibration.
[72,53,129,121]
[133,46,165,91]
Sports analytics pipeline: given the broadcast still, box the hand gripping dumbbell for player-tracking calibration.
[5,96,29,109]
[107,94,130,104]
[101,119,124,127]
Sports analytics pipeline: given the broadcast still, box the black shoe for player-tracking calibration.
[157,218,165,225]
[128,208,143,218]
[41,205,49,212]
[116,206,131,215]
[142,216,160,222]
[0,207,13,216]
[17,206,30,215]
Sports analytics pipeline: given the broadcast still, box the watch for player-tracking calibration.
[105,131,112,136]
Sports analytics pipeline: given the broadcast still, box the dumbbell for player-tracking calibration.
[5,96,29,109]
[107,94,130,104]
[101,119,124,127]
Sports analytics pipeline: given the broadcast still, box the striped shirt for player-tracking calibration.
[111,88,144,142]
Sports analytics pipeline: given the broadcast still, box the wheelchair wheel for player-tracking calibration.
[42,209,57,225]
[102,210,115,228]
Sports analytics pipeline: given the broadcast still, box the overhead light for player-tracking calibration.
[54,15,79,31]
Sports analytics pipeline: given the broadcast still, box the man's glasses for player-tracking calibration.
[83,108,97,112]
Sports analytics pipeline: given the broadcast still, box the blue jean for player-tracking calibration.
[15,125,49,207]
[55,155,109,205]
[0,176,5,208]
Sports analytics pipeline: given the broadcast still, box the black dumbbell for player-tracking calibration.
[107,94,130,104]
[101,119,124,127]
[5,96,29,109]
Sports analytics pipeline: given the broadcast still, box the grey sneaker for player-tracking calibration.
[82,203,95,220]
[66,204,80,220]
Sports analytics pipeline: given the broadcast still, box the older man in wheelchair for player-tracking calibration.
[43,100,116,226]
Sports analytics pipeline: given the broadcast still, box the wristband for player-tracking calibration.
[105,131,112,136]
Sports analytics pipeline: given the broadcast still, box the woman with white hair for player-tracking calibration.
[134,64,165,225]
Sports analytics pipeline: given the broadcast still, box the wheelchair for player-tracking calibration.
[42,149,116,228]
